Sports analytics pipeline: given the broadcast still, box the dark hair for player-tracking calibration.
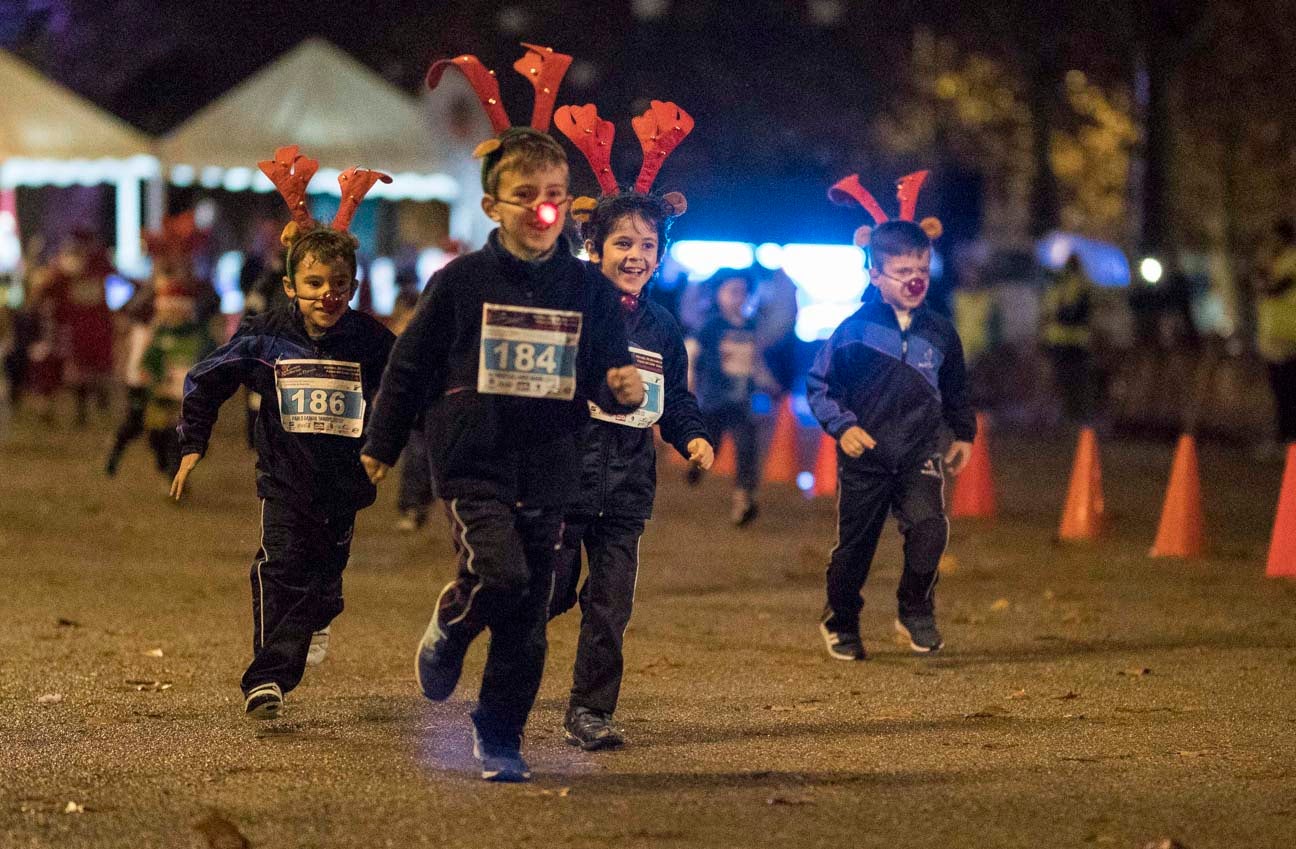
[481,127,568,195]
[703,266,754,296]
[868,220,931,269]
[582,193,677,262]
[286,228,360,280]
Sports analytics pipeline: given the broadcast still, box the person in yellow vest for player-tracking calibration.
[1256,219,1296,448]
[1040,254,1095,424]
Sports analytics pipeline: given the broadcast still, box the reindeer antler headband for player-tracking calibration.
[427,43,572,159]
[828,170,943,250]
[553,100,694,223]
[256,144,392,256]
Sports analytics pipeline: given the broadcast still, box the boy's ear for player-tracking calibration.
[480,195,502,222]
[583,238,599,262]
[281,276,295,299]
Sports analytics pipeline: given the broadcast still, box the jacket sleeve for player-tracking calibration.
[362,272,452,466]
[938,329,977,442]
[176,328,264,457]
[806,329,859,439]
[656,314,711,457]
[580,269,636,414]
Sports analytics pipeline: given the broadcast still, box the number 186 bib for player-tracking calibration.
[274,358,365,437]
[478,303,582,400]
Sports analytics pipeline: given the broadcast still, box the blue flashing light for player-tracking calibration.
[797,471,815,492]
[669,240,755,282]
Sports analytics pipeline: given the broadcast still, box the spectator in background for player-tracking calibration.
[1040,254,1095,424]
[1256,219,1296,453]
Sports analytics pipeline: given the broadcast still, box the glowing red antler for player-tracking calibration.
[331,167,393,232]
[427,54,511,135]
[513,43,572,131]
[895,170,930,222]
[827,174,890,225]
[631,100,694,194]
[257,145,320,230]
[554,104,619,195]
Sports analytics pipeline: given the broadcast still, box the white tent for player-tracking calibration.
[0,50,158,274]
[158,38,456,203]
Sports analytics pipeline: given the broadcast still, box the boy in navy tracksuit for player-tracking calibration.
[808,213,975,660]
[172,147,395,718]
[547,99,713,749]
[360,123,643,782]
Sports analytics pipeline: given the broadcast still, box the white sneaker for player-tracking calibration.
[306,627,330,666]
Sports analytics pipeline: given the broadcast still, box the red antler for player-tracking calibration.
[827,174,890,226]
[257,145,320,230]
[631,100,694,194]
[895,170,930,222]
[427,54,511,135]
[554,104,619,196]
[331,167,394,232]
[513,43,572,131]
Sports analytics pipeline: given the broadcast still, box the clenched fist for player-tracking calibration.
[838,426,877,459]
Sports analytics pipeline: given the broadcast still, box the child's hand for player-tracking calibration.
[686,437,714,470]
[606,365,645,407]
[361,454,389,485]
[170,453,201,501]
[943,440,973,475]
[838,426,876,459]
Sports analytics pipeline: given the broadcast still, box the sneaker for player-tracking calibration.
[895,615,944,653]
[730,491,758,527]
[685,465,702,487]
[244,682,283,719]
[414,614,470,701]
[819,623,866,661]
[306,627,330,666]
[472,728,531,782]
[563,707,625,751]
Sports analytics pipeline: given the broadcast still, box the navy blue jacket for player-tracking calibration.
[177,304,395,518]
[572,294,711,520]
[691,313,758,413]
[362,232,635,509]
[807,289,975,476]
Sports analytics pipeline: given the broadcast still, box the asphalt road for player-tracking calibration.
[2,409,1294,848]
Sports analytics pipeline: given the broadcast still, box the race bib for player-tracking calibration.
[589,346,664,429]
[478,303,582,400]
[274,358,365,437]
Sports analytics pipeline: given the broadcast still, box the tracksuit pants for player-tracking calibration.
[823,455,949,634]
[242,499,351,697]
[432,497,563,749]
[549,514,646,716]
[701,403,760,492]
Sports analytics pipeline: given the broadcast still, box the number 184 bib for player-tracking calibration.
[274,359,365,437]
[478,303,582,400]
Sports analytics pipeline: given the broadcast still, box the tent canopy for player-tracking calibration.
[158,39,453,201]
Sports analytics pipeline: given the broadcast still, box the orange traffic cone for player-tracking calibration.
[812,433,838,498]
[1266,444,1296,578]
[1058,426,1105,541]
[764,397,800,485]
[711,434,737,477]
[950,412,996,519]
[1149,434,1204,558]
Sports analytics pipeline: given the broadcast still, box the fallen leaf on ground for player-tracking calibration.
[990,598,1011,612]
[56,618,80,628]
[63,801,84,814]
[964,704,1009,719]
[1177,750,1210,758]
[766,795,814,806]
[1008,689,1029,700]
[143,648,164,657]
[1054,690,1081,700]
[524,786,572,798]
[36,693,64,705]
[194,811,251,849]
[1119,667,1152,678]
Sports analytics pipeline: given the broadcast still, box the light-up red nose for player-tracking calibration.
[535,202,560,227]
[320,290,348,314]
[903,278,928,298]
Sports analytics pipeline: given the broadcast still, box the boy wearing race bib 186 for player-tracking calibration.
[546,99,713,751]
[359,45,643,783]
[170,146,396,721]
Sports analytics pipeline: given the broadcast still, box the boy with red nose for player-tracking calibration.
[808,172,975,661]
[171,147,395,720]
[360,45,643,784]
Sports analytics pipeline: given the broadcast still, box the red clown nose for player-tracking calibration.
[903,278,927,298]
[320,290,348,314]
[535,202,560,227]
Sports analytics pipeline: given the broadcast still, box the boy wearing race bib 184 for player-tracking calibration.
[546,99,713,751]
[170,146,395,721]
[359,45,644,784]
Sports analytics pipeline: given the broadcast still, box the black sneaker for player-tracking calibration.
[414,614,470,701]
[685,466,703,487]
[819,623,866,661]
[563,707,625,751]
[244,682,283,719]
[472,728,531,782]
[895,615,944,653]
